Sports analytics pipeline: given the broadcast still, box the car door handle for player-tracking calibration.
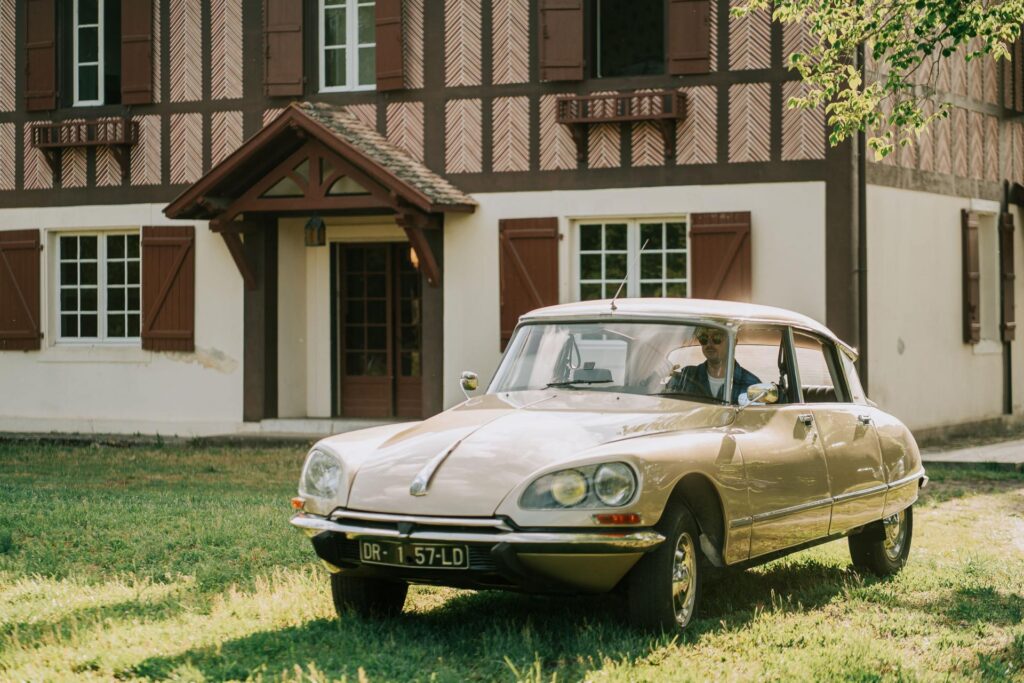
[858,414,872,425]
[797,413,814,427]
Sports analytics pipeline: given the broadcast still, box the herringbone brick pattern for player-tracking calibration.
[403,0,425,89]
[152,0,162,102]
[23,123,52,190]
[933,105,951,175]
[1013,121,1024,184]
[131,115,162,186]
[0,123,13,190]
[985,115,998,182]
[492,96,530,172]
[968,111,983,180]
[588,124,620,169]
[386,101,425,162]
[444,0,482,87]
[631,122,663,167]
[0,0,15,112]
[169,0,202,102]
[917,100,934,173]
[263,108,285,126]
[709,3,718,70]
[539,94,576,171]
[677,85,716,165]
[729,0,770,70]
[170,113,203,183]
[492,0,529,85]
[951,107,967,177]
[63,119,88,189]
[346,104,377,130]
[728,83,770,163]
[211,0,243,100]
[211,111,243,166]
[445,98,482,173]
[984,53,998,105]
[782,21,814,69]
[781,81,825,161]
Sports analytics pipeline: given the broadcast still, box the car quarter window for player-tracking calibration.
[732,326,797,404]
[791,330,850,403]
[839,349,868,405]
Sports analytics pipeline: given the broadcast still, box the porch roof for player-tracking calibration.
[163,101,476,220]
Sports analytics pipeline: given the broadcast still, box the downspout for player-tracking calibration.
[1002,181,1012,415]
[856,43,869,392]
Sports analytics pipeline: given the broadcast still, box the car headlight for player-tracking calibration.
[299,448,343,499]
[520,462,637,509]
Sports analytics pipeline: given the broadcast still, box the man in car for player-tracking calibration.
[666,327,761,403]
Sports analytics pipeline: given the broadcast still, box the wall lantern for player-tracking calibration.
[409,246,420,270]
[304,215,326,247]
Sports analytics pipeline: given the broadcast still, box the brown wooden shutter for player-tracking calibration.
[539,0,584,82]
[141,226,195,352]
[962,209,981,344]
[375,0,403,91]
[1001,211,1017,342]
[499,218,559,349]
[26,0,56,111]
[121,0,154,105]
[690,212,752,301]
[1016,36,1024,113]
[667,0,711,75]
[264,0,304,96]
[0,230,42,351]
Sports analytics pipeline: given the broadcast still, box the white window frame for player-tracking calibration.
[56,230,141,345]
[319,0,377,93]
[73,0,105,107]
[572,216,690,301]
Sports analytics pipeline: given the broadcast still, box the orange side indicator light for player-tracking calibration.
[594,512,641,525]
[291,497,306,511]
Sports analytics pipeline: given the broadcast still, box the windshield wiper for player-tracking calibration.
[546,380,613,388]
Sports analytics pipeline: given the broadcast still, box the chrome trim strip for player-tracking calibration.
[888,470,926,490]
[833,483,888,505]
[751,497,833,524]
[291,514,665,550]
[729,516,753,529]
[330,510,513,530]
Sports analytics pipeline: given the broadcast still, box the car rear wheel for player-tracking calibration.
[626,502,703,632]
[330,573,408,618]
[848,506,913,577]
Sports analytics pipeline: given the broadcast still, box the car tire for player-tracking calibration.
[848,505,913,577]
[627,502,703,632]
[330,573,408,619]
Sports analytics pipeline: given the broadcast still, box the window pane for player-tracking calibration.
[80,288,97,312]
[605,253,627,280]
[127,314,140,337]
[358,46,376,86]
[580,283,603,301]
[107,234,124,258]
[580,254,601,280]
[80,236,97,259]
[325,48,346,87]
[368,325,386,349]
[597,0,664,77]
[641,253,663,279]
[127,234,139,258]
[665,282,686,298]
[580,225,601,251]
[60,236,78,259]
[604,224,627,250]
[346,352,364,375]
[79,27,99,62]
[127,261,139,285]
[80,263,97,286]
[640,282,662,297]
[61,262,78,285]
[666,222,686,249]
[345,326,364,350]
[80,314,98,337]
[78,66,99,101]
[358,5,375,43]
[346,247,365,270]
[666,253,686,279]
[78,0,98,24]
[365,352,387,375]
[367,274,386,296]
[108,261,124,285]
[367,300,386,323]
[366,247,386,270]
[109,287,125,311]
[127,287,139,311]
[640,223,662,250]
[61,315,78,337]
[324,7,347,46]
[60,289,78,312]
[108,314,125,338]
[345,303,365,324]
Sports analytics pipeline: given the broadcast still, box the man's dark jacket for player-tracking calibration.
[667,361,761,404]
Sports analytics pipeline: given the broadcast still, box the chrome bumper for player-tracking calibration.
[290,512,665,552]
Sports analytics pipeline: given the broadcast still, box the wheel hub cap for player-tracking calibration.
[882,510,907,561]
[671,532,697,626]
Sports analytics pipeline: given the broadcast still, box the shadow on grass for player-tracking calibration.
[121,560,858,682]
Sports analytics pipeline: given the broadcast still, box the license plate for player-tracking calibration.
[358,540,470,570]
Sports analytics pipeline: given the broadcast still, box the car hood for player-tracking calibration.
[345,390,727,516]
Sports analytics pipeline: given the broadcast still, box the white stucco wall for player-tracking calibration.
[0,204,244,436]
[866,185,1020,430]
[442,182,827,408]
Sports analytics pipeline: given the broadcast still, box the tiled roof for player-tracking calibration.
[291,101,475,209]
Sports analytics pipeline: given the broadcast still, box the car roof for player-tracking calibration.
[519,298,855,356]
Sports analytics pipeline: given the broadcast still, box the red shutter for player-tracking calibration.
[690,212,752,302]
[1001,211,1017,342]
[667,0,711,75]
[539,0,584,82]
[0,230,41,351]
[26,0,56,111]
[962,209,981,344]
[141,226,195,352]
[376,0,404,91]
[499,218,559,350]
[264,0,304,97]
[121,0,154,105]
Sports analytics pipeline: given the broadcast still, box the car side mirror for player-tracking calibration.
[460,370,478,399]
[744,382,779,406]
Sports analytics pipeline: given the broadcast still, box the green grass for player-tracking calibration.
[1,443,1023,682]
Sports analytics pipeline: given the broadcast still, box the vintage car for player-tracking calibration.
[290,298,926,631]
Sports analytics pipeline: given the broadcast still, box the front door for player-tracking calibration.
[333,243,422,418]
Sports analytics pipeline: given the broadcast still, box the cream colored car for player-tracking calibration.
[291,299,925,631]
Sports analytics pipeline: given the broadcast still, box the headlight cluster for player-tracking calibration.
[299,448,343,499]
[520,462,637,509]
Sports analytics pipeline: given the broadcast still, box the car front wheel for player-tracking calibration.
[330,573,408,619]
[626,502,703,631]
[848,505,913,577]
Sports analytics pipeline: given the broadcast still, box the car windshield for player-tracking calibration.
[489,321,732,403]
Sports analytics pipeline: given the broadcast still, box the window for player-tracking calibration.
[320,0,376,92]
[978,216,1002,342]
[733,327,792,404]
[792,330,847,403]
[71,0,121,106]
[594,0,664,77]
[577,219,688,300]
[58,233,140,341]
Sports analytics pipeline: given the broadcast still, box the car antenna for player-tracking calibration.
[610,238,649,311]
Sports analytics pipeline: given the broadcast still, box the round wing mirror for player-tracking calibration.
[745,382,779,406]
[460,370,479,398]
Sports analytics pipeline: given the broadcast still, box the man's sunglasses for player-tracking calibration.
[697,333,724,346]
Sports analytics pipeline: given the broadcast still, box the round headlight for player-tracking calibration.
[594,463,636,506]
[300,448,342,499]
[549,470,588,507]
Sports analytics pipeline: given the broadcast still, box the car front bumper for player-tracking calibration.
[290,510,665,593]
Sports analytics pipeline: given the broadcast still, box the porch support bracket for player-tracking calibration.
[396,209,442,287]
[219,231,257,290]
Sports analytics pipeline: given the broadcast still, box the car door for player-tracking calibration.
[729,326,833,560]
[791,329,886,535]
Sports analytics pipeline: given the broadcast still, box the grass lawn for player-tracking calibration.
[1,442,1023,682]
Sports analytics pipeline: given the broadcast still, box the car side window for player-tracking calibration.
[839,349,868,405]
[792,330,849,403]
[733,326,797,404]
